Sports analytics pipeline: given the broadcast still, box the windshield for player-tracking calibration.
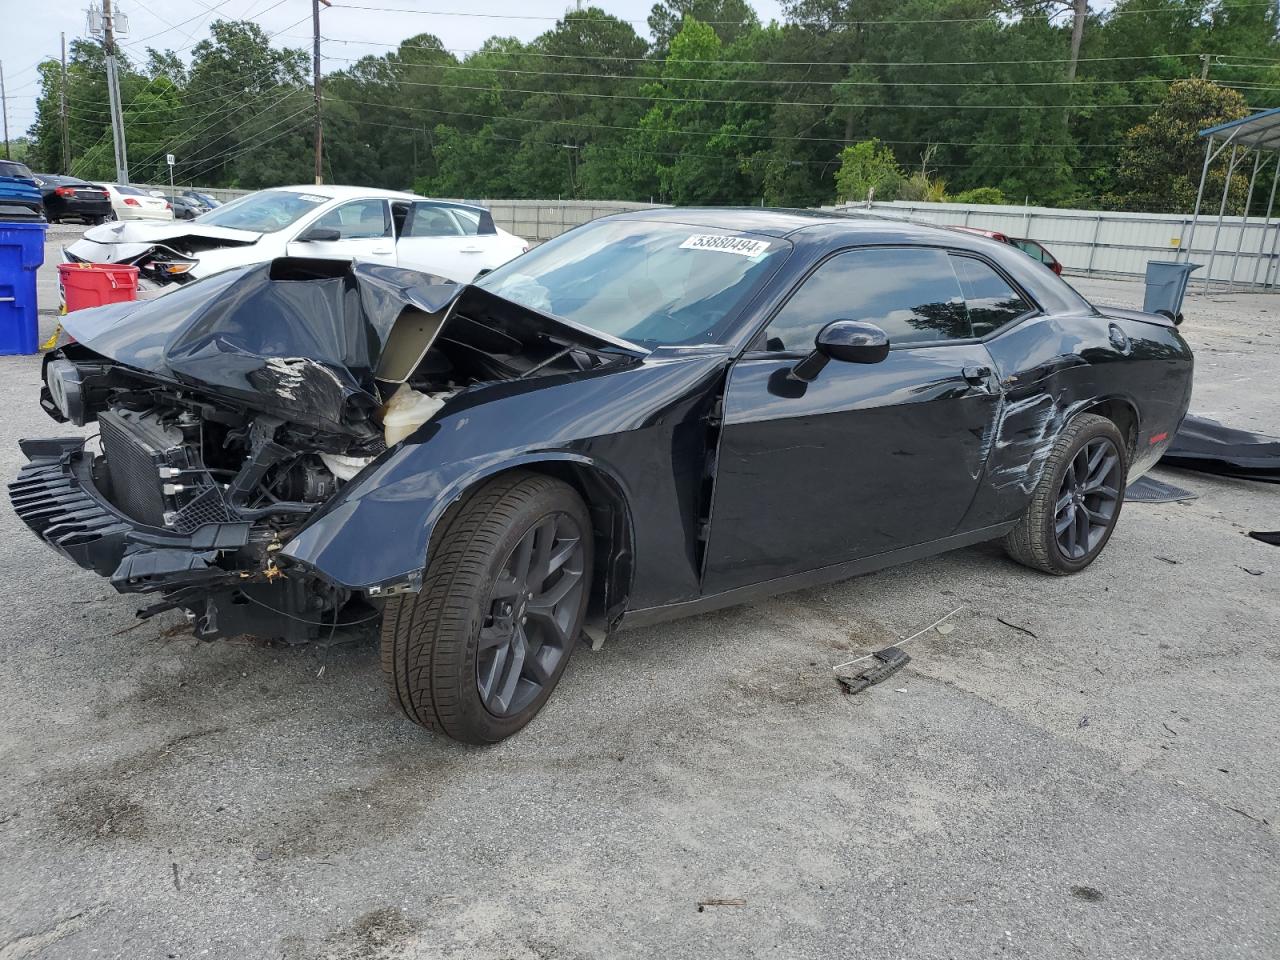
[196,189,330,233]
[477,219,787,347]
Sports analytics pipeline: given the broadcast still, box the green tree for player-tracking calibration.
[951,186,1008,204]
[648,0,760,51]
[1108,78,1249,213]
[834,139,903,202]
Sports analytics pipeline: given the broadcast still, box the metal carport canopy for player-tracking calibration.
[1200,106,1280,152]
[1186,106,1280,290]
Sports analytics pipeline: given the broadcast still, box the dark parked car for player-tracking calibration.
[181,190,220,212]
[32,174,112,224]
[0,160,44,220]
[11,210,1193,743]
[164,194,202,220]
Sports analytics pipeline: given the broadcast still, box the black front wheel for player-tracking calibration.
[380,472,592,743]
[1004,413,1128,575]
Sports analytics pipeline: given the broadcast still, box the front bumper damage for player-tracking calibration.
[8,438,362,641]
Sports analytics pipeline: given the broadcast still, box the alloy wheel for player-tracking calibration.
[476,512,586,717]
[1054,437,1122,561]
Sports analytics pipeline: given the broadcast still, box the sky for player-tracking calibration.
[0,0,788,139]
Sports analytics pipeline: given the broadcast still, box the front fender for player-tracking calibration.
[280,352,730,597]
[281,447,634,593]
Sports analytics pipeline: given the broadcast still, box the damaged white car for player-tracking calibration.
[63,184,528,298]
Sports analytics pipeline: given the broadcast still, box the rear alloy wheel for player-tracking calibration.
[1004,413,1128,575]
[380,471,592,743]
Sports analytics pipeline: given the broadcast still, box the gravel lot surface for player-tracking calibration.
[2,235,1278,959]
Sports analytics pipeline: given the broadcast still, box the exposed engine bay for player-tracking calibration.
[17,258,641,642]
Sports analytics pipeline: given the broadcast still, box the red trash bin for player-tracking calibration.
[58,262,140,313]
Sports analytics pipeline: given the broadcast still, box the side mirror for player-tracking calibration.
[791,320,890,382]
[298,226,341,243]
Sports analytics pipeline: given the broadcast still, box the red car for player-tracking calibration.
[950,226,1063,275]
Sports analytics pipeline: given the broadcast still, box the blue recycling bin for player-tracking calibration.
[1143,260,1201,322]
[0,221,47,355]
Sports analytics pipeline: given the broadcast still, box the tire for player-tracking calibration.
[1003,413,1128,575]
[380,471,593,743]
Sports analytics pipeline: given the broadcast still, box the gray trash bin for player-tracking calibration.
[1143,261,1201,322]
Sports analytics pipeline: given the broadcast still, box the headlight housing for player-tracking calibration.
[42,358,88,425]
[147,255,198,277]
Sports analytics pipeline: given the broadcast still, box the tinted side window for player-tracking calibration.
[406,204,463,237]
[764,247,969,351]
[950,255,1033,337]
[314,199,391,239]
[448,208,481,235]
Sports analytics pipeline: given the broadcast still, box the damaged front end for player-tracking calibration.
[12,257,642,642]
[64,222,261,290]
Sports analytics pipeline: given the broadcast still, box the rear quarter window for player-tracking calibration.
[950,255,1034,337]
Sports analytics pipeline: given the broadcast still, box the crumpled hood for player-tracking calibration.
[59,257,644,435]
[80,220,262,246]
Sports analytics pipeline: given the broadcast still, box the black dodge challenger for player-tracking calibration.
[12,209,1193,742]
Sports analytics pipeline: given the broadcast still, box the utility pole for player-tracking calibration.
[1200,54,1213,79]
[1065,0,1088,84]
[61,34,71,174]
[1062,0,1088,132]
[0,61,10,160]
[96,0,130,183]
[312,0,329,185]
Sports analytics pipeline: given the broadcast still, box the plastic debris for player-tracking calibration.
[836,646,910,696]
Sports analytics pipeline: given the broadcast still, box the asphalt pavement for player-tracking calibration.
[0,244,1277,959]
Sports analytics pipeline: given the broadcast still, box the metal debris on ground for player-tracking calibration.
[1126,475,1198,503]
[697,898,746,912]
[835,647,911,696]
[832,605,964,673]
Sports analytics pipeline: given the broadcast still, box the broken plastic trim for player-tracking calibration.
[835,646,911,696]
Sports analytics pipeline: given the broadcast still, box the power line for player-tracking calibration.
[334,97,1135,149]
[162,89,305,174]
[131,86,304,172]
[315,37,1276,70]
[322,2,1279,27]
[331,76,1170,111]
[120,0,247,50]
[178,106,310,183]
[62,62,304,116]
[320,51,1275,89]
[350,116,1116,172]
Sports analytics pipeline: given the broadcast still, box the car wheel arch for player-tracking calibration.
[1075,397,1140,461]
[432,454,637,649]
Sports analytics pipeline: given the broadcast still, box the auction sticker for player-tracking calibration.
[679,234,771,258]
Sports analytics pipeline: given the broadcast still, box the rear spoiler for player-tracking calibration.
[1094,305,1178,329]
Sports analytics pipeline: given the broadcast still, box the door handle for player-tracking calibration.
[371,248,393,255]
[962,365,992,385]
[460,246,483,253]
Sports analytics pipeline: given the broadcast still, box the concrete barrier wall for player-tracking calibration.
[164,188,1278,288]
[828,200,1279,289]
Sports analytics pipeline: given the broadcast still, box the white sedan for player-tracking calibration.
[65,185,528,294]
[103,183,174,221]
